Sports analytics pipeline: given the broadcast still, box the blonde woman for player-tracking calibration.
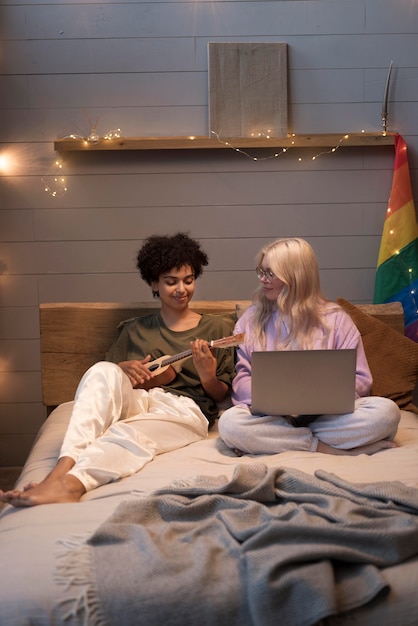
[218,237,400,456]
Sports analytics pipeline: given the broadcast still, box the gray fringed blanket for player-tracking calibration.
[56,464,418,626]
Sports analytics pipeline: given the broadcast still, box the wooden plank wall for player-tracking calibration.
[1,0,418,465]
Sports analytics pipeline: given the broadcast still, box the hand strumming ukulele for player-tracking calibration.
[146,333,245,377]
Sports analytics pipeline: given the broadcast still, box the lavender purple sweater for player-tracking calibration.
[232,304,372,407]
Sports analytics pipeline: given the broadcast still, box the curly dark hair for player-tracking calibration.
[136,232,209,285]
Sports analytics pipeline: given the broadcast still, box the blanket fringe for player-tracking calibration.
[55,534,106,626]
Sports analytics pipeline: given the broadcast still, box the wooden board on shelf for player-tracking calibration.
[54,133,396,152]
[208,42,288,138]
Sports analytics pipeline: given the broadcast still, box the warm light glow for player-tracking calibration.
[103,129,121,140]
[0,146,31,175]
[0,153,16,173]
[41,157,68,197]
[0,154,10,172]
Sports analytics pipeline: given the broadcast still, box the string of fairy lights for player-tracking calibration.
[42,128,369,198]
[209,130,352,161]
[41,159,68,198]
[41,110,122,197]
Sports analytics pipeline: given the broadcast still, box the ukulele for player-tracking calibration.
[146,332,245,376]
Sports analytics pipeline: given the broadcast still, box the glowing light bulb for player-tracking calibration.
[0,155,9,171]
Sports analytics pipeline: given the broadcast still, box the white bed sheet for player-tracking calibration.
[1,403,418,625]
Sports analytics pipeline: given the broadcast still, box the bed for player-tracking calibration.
[2,298,418,626]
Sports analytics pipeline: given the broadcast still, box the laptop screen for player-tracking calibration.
[251,349,356,416]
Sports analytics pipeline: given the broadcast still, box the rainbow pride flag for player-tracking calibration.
[374,134,418,341]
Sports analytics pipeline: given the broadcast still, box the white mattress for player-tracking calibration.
[1,402,418,625]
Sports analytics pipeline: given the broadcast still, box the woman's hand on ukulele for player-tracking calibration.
[118,357,176,389]
[190,339,217,383]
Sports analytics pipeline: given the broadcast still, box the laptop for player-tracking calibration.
[251,349,356,416]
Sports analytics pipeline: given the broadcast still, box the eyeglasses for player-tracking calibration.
[256,267,276,282]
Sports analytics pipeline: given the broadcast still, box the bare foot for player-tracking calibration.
[0,474,86,507]
[317,439,397,456]
[22,481,39,491]
[0,456,85,507]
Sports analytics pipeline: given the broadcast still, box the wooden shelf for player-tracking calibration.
[54,132,396,152]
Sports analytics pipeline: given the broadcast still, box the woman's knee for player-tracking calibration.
[359,396,401,438]
[219,406,245,442]
[91,360,121,377]
[82,361,127,387]
[75,361,130,404]
[379,397,401,435]
[218,405,255,450]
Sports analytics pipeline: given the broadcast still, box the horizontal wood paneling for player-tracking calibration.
[0,372,42,403]
[0,435,39,466]
[0,74,207,110]
[0,108,209,141]
[0,340,41,371]
[2,236,382,274]
[30,204,387,241]
[0,403,45,435]
[0,3,366,40]
[0,39,198,74]
[4,34,418,75]
[34,268,380,304]
[0,308,39,340]
[0,68,410,109]
[1,0,418,465]
[0,169,395,210]
[0,276,39,306]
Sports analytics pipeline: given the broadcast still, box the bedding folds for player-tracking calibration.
[56,463,418,626]
[2,403,418,626]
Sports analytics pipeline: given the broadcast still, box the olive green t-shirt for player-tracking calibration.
[106,313,236,427]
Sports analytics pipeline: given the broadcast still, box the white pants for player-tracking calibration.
[60,362,208,491]
[218,396,401,454]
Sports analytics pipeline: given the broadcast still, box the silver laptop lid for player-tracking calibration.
[251,349,356,416]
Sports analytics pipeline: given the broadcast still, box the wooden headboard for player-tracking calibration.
[39,300,404,410]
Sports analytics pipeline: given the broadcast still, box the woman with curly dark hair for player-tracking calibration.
[1,233,235,507]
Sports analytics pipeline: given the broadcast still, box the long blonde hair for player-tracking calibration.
[251,238,333,349]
